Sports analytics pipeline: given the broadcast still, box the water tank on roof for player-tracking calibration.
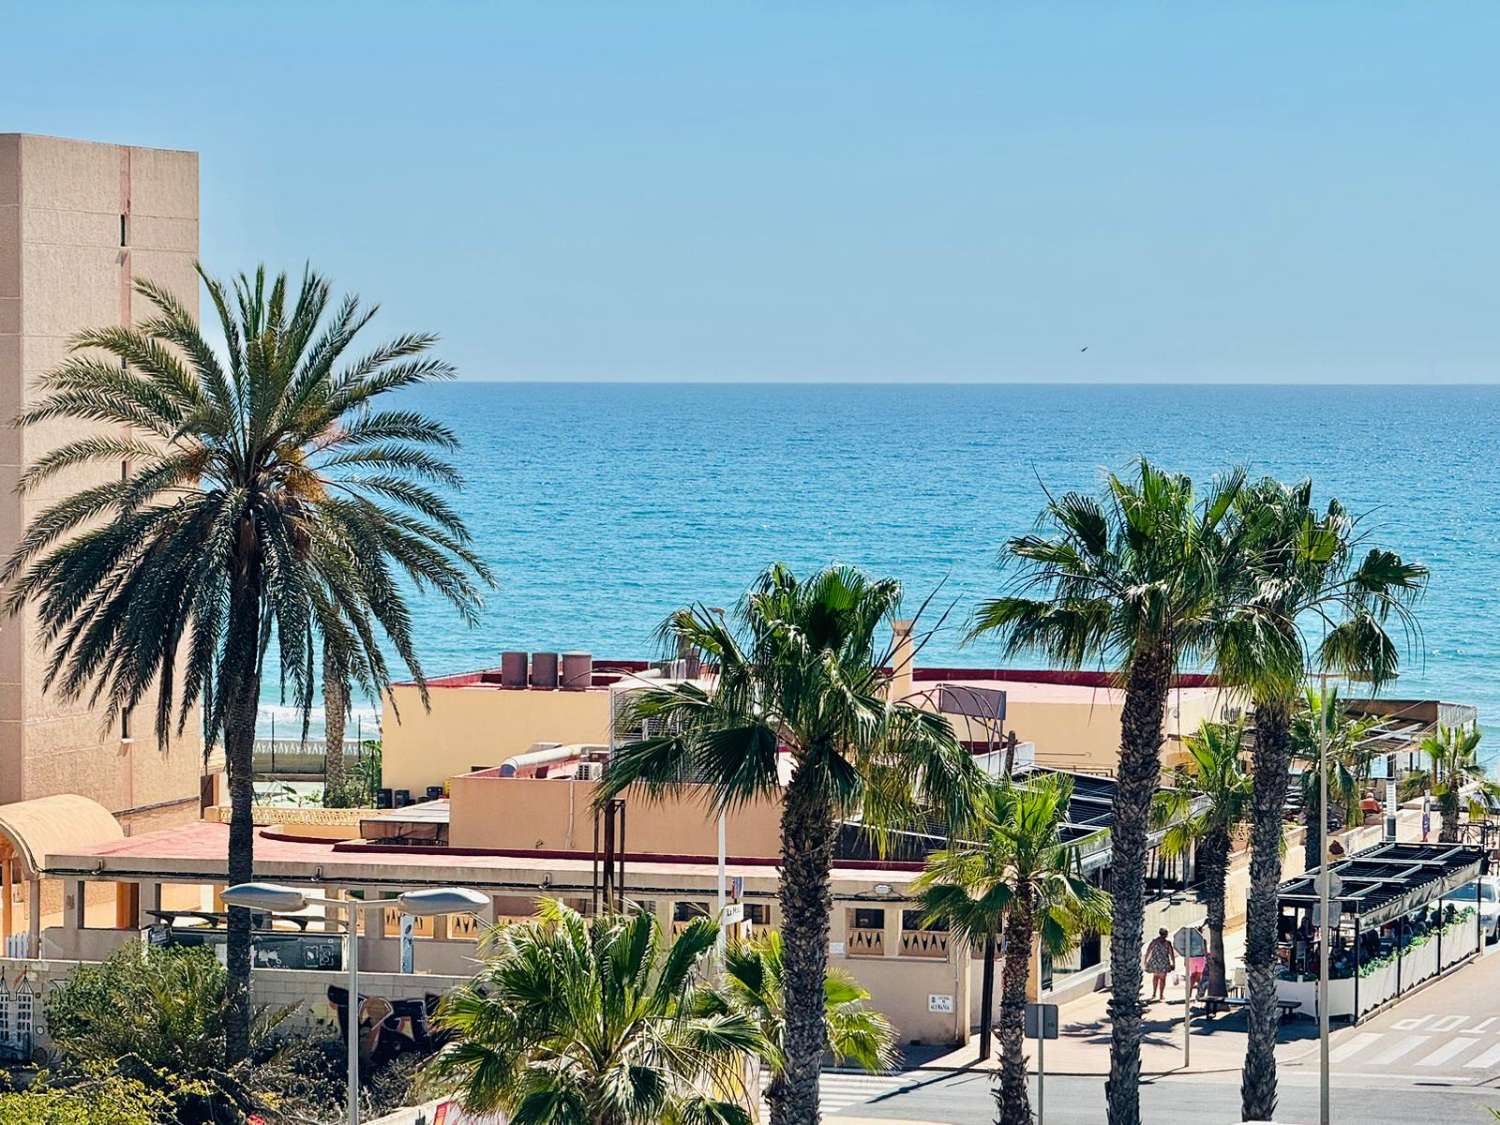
[531,651,559,689]
[561,651,593,690]
[500,651,528,689]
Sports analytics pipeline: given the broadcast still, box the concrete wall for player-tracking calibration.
[447,775,784,857]
[384,673,1237,797]
[0,134,206,832]
[944,688,1228,775]
[382,682,612,795]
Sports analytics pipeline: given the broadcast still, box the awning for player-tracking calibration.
[0,794,123,879]
[1278,841,1485,928]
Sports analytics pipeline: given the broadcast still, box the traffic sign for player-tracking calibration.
[1025,1002,1059,1040]
[1172,927,1207,957]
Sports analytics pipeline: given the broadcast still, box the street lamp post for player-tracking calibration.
[222,882,489,1125]
[1317,679,1331,1125]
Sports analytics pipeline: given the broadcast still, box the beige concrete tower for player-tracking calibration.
[0,134,211,833]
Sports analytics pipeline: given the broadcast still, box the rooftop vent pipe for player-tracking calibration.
[561,651,593,690]
[531,651,559,689]
[500,651,528,689]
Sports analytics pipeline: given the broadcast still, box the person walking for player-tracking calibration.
[1145,927,1176,1002]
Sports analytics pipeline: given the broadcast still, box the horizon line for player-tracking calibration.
[436,378,1500,388]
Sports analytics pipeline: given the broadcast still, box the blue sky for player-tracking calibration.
[5,2,1498,383]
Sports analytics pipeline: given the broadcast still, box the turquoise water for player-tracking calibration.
[259,383,1500,738]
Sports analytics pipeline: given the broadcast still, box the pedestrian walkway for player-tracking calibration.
[759,1071,910,1119]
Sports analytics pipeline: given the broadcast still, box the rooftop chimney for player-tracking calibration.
[890,619,914,701]
[561,651,593,690]
[500,651,528,689]
[531,651,559,689]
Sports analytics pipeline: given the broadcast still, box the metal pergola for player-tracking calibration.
[1278,841,1485,1018]
[1279,842,1485,927]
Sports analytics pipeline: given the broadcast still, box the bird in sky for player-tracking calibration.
[1080,346,1088,353]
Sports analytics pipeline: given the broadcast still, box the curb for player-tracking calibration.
[888,1061,1247,1079]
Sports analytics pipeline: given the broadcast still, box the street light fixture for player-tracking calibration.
[222,882,488,1125]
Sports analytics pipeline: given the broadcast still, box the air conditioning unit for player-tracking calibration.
[574,762,598,781]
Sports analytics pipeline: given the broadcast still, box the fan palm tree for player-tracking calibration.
[597,564,981,1125]
[1151,721,1252,1001]
[1292,687,1379,870]
[428,899,762,1124]
[0,266,490,1064]
[969,460,1251,1125]
[1417,724,1495,842]
[702,930,897,1122]
[1223,478,1424,1123]
[912,773,1111,1125]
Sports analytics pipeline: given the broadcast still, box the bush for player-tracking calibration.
[321,739,382,809]
[44,942,279,1123]
[0,1069,171,1125]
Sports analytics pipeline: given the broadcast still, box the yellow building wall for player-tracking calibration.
[448,775,785,858]
[381,683,613,795]
[946,688,1236,776]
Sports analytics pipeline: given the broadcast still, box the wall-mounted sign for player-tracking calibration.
[928,994,954,1013]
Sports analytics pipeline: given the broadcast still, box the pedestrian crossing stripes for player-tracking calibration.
[1328,1013,1500,1073]
[758,1071,907,1118]
[1416,1036,1479,1066]
[1329,1032,1381,1062]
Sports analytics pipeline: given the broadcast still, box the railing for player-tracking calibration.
[899,929,951,959]
[846,927,885,957]
[253,739,367,778]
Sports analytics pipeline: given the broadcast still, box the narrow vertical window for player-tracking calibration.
[120,214,128,246]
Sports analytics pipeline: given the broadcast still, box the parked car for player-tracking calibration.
[1446,876,1500,942]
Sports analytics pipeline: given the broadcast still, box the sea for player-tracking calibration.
[258,383,1500,750]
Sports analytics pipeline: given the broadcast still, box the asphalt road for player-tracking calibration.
[825,1067,1500,1123]
[825,943,1500,1122]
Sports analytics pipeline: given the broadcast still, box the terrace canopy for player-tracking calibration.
[1276,841,1486,1023]
[0,794,123,955]
[1278,841,1484,927]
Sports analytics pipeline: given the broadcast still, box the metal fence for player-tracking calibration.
[252,738,368,778]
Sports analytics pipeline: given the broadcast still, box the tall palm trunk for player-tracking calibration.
[775,762,835,1125]
[1105,644,1171,1125]
[1197,827,1230,1000]
[995,900,1034,1125]
[223,532,262,1066]
[322,645,347,794]
[1242,701,1292,1122]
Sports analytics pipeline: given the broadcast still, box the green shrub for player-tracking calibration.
[0,1069,171,1125]
[45,941,281,1123]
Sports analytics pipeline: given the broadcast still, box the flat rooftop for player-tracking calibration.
[41,822,924,894]
[407,660,1227,703]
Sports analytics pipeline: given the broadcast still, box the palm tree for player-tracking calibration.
[970,460,1249,1125]
[913,773,1111,1125]
[1151,721,1252,1001]
[323,643,349,799]
[597,564,981,1125]
[703,930,897,1122]
[0,266,490,1064]
[1223,478,1425,1123]
[429,899,761,1124]
[1292,687,1379,871]
[1417,724,1494,842]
